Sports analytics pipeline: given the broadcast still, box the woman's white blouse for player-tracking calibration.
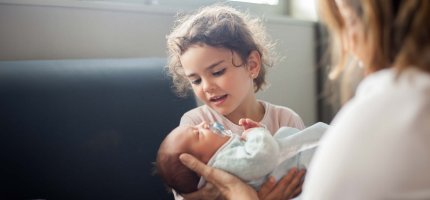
[303,68,430,200]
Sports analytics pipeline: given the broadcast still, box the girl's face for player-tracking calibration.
[180,44,259,117]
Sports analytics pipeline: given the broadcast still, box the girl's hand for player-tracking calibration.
[258,168,306,200]
[179,153,259,200]
[238,118,261,130]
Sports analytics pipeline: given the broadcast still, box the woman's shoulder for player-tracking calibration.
[355,68,430,98]
[332,67,430,136]
[309,69,430,197]
[351,68,430,114]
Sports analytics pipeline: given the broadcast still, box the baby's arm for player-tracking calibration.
[212,129,280,181]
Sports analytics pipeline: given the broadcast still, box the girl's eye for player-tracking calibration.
[212,68,226,77]
[190,78,201,85]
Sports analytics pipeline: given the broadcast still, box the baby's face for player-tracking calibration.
[172,123,230,163]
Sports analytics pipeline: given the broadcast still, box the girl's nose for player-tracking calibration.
[202,79,215,92]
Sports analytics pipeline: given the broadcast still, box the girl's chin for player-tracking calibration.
[210,106,231,116]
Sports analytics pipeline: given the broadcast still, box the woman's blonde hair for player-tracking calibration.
[319,0,430,78]
[166,5,276,97]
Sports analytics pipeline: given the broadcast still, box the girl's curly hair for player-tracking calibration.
[166,4,277,97]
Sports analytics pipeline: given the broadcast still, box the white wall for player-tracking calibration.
[0,1,317,125]
[259,17,317,125]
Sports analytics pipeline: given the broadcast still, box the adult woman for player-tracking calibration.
[303,0,430,199]
[181,0,430,199]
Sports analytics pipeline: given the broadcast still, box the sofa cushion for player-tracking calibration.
[0,58,196,200]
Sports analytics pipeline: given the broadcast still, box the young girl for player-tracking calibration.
[166,4,306,200]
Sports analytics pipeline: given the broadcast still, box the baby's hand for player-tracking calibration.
[239,118,262,140]
[239,118,261,130]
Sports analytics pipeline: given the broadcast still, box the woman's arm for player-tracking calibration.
[179,153,259,200]
[180,153,305,200]
[179,183,222,200]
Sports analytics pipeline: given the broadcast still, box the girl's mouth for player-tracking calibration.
[210,94,228,105]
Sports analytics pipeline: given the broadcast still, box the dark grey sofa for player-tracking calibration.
[0,58,196,200]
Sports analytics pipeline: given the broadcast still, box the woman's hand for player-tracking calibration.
[179,153,259,200]
[258,168,306,200]
[180,182,222,200]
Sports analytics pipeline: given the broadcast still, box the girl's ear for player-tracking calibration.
[246,50,261,78]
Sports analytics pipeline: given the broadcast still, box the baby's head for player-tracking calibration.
[156,124,230,194]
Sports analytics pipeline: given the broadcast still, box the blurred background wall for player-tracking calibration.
[0,0,322,125]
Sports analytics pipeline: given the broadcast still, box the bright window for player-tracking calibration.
[76,0,285,16]
[230,0,278,5]
[79,0,278,5]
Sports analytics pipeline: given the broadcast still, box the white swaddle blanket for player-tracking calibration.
[197,122,329,189]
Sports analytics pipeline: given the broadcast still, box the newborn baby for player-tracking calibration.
[155,119,328,195]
